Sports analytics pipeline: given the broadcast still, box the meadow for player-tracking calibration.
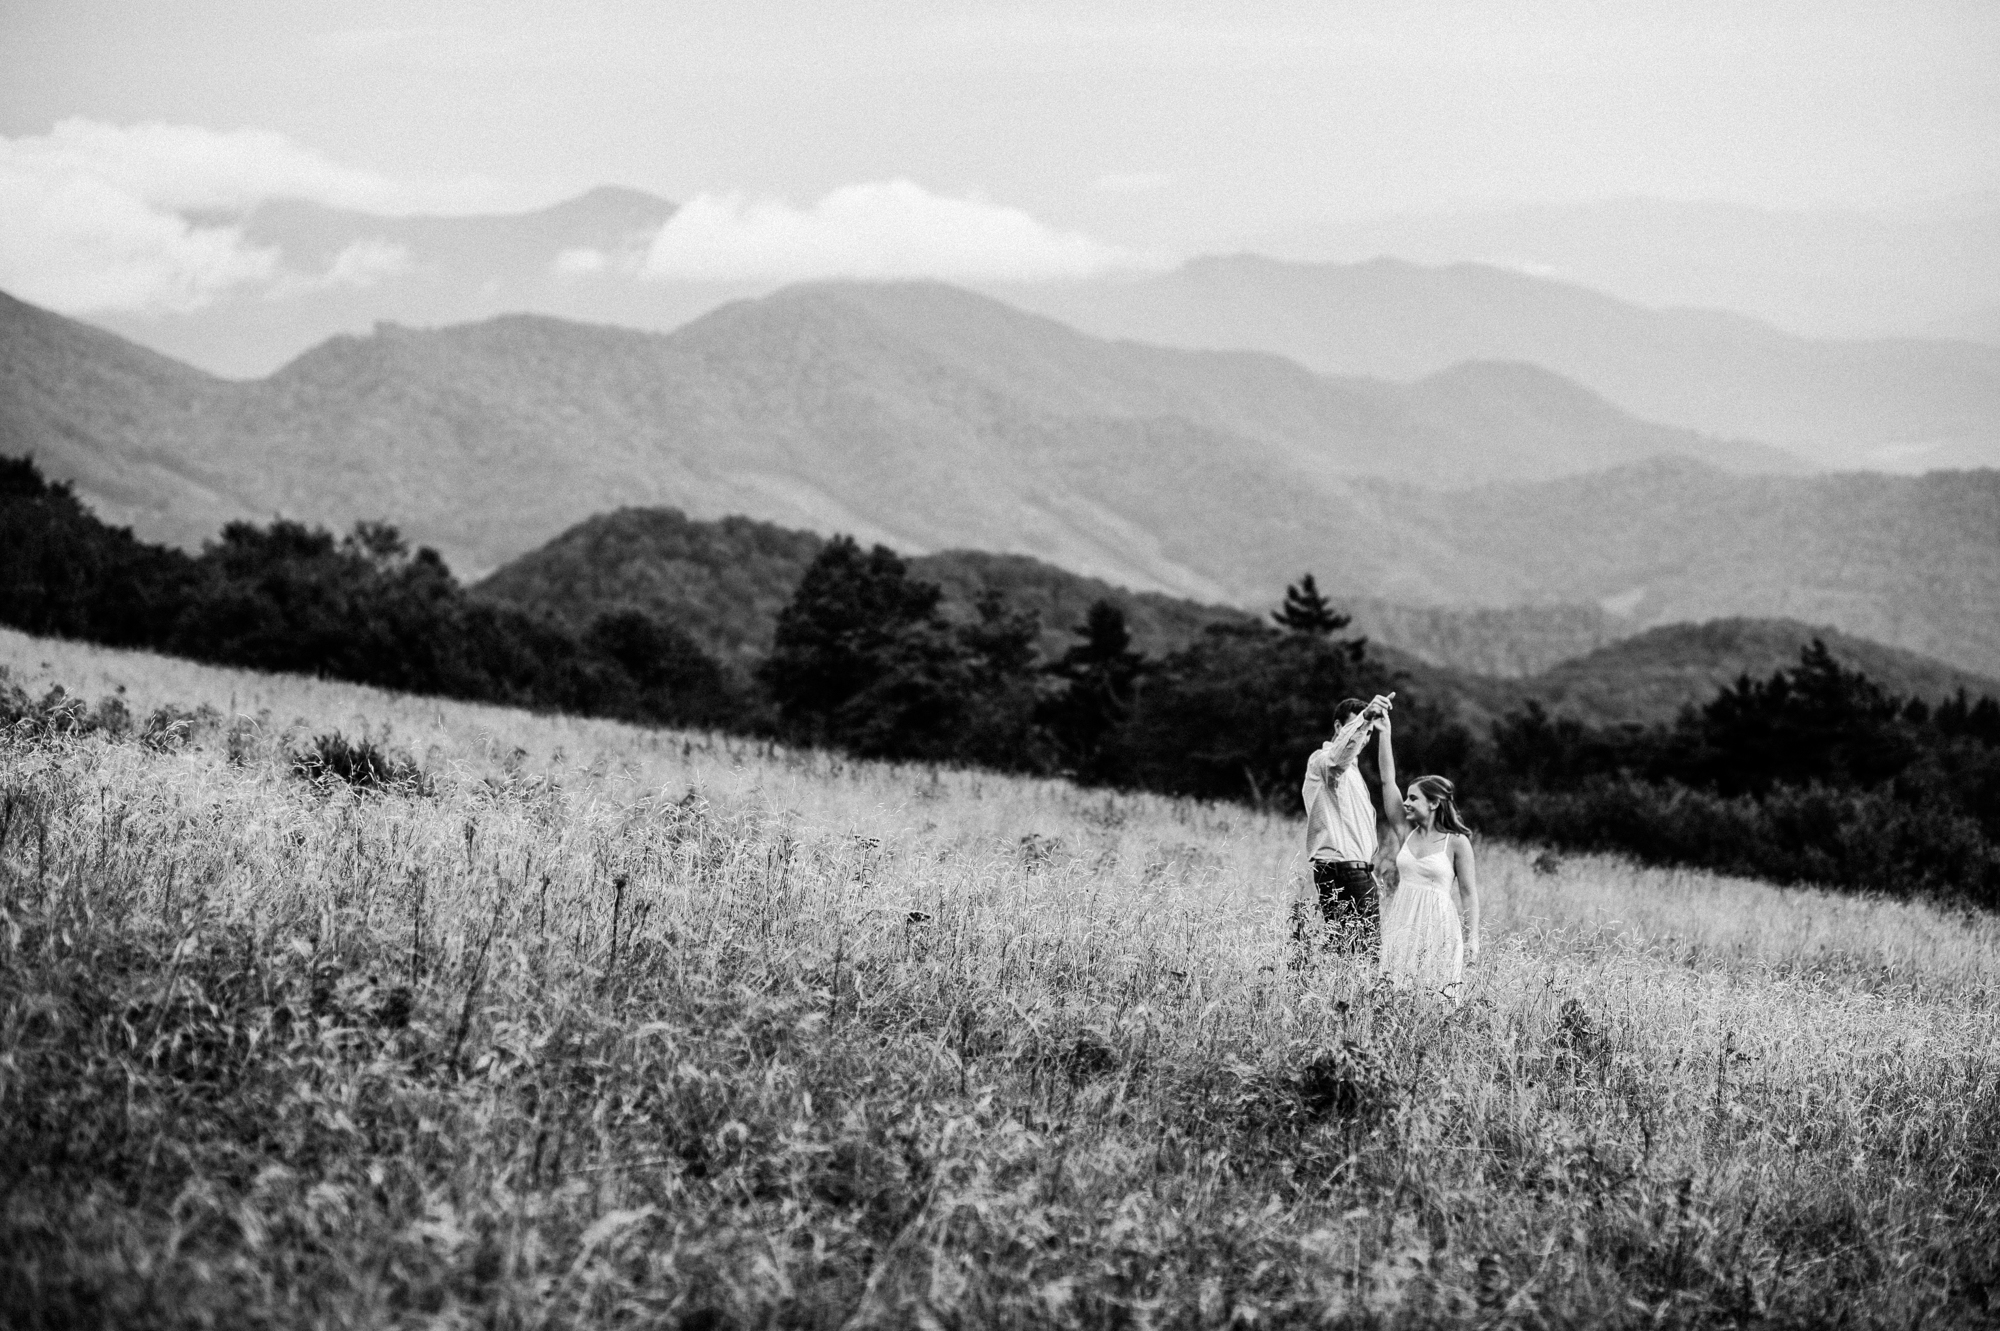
[2,624,1996,1329]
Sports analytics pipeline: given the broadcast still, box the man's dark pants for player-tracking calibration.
[1295,859,1380,956]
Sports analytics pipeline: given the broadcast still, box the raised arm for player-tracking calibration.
[1375,712,1407,841]
[1322,709,1374,775]
[1452,834,1480,962]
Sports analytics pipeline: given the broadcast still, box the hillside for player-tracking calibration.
[9,284,1997,676]
[7,626,1993,1326]
[991,255,2000,471]
[1511,619,2000,729]
[475,506,2000,728]
[0,293,258,545]
[1398,459,2000,677]
[471,506,1629,686]
[470,507,1260,665]
[4,279,1792,573]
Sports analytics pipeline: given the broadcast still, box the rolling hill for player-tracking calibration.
[990,255,2000,472]
[7,282,1997,676]
[469,506,1257,667]
[4,278,1790,569]
[474,506,2000,729]
[1513,618,2000,729]
[471,507,1618,684]
[0,293,262,547]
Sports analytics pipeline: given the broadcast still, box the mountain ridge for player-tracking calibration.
[987,254,2000,471]
[7,282,1996,675]
[7,279,1796,562]
[470,504,2000,729]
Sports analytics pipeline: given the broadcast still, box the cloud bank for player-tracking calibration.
[0,162,277,313]
[0,120,485,313]
[1,125,1143,313]
[4,119,405,216]
[644,180,1139,282]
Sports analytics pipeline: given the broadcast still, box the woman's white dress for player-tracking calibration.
[1380,834,1465,1002]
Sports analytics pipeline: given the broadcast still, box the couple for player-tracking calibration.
[1298,692,1481,1002]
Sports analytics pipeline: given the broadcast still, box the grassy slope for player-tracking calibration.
[2,626,1996,1327]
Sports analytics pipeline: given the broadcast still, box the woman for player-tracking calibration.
[1375,715,1480,1002]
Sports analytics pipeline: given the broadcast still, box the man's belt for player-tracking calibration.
[1319,859,1373,870]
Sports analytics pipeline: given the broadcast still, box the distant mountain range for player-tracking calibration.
[73,189,2000,476]
[991,255,2000,472]
[472,505,2000,729]
[7,280,1997,674]
[1252,198,2000,346]
[1,276,1795,560]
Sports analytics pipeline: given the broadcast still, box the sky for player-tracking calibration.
[3,0,1998,312]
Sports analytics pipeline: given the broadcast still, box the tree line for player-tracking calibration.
[0,457,741,730]
[5,455,1996,908]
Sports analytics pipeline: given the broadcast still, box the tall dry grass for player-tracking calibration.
[2,626,1996,1328]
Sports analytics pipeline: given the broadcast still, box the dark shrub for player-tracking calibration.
[292,732,428,793]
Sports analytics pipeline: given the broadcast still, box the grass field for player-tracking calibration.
[3,624,1997,1329]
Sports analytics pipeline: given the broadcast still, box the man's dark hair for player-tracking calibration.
[1332,697,1367,726]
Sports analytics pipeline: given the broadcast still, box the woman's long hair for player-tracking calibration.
[1413,774,1472,836]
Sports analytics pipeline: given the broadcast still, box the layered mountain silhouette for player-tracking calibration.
[1254,198,2000,344]
[72,189,2000,476]
[6,281,1997,675]
[991,255,2000,471]
[473,506,2000,728]
[3,278,1789,563]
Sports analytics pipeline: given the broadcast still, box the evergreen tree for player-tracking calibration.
[584,609,742,728]
[1119,622,1402,805]
[758,536,944,738]
[1675,639,1915,796]
[1272,573,1350,637]
[1038,599,1146,781]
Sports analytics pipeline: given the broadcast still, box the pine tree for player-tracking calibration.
[1038,600,1146,780]
[1272,573,1350,636]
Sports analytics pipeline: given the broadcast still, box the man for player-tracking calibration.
[1298,692,1394,954]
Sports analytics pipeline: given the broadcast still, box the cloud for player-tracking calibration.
[2,118,406,215]
[0,163,278,313]
[0,120,501,313]
[643,180,1139,282]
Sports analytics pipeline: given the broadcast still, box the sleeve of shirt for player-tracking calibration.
[1301,744,1328,810]
[1322,713,1372,774]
